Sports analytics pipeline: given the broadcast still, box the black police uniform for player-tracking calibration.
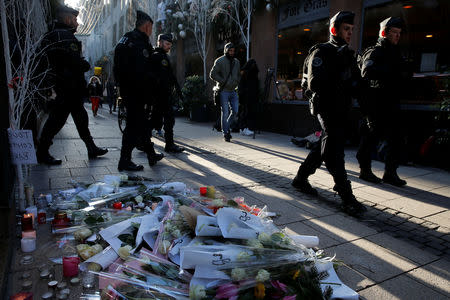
[293,34,364,213]
[149,46,184,152]
[357,33,409,186]
[114,28,163,171]
[37,21,107,164]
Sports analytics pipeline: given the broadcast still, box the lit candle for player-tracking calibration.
[21,237,36,253]
[22,230,36,238]
[199,187,207,196]
[21,214,33,231]
[113,202,122,209]
[25,206,38,223]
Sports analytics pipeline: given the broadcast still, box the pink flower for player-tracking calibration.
[271,280,288,293]
[216,283,239,299]
[283,295,297,300]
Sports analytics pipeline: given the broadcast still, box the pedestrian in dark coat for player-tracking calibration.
[36,5,108,165]
[106,78,117,114]
[87,76,102,116]
[356,17,409,186]
[238,59,259,136]
[292,11,366,216]
[149,33,185,153]
[114,10,164,171]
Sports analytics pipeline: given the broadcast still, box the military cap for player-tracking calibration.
[56,5,79,17]
[330,11,355,28]
[380,17,404,31]
[158,33,173,43]
[136,10,153,24]
[224,42,235,54]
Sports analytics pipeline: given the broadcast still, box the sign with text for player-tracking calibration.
[278,0,329,29]
[7,129,37,165]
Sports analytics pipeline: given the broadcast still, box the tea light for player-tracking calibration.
[48,280,58,290]
[21,272,31,279]
[62,256,79,277]
[70,277,80,285]
[21,280,32,290]
[20,255,33,265]
[40,269,50,279]
[21,214,33,231]
[21,237,36,253]
[22,230,36,238]
[113,202,122,209]
[199,187,207,196]
[41,292,54,300]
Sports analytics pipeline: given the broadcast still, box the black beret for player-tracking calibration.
[380,17,404,30]
[158,33,173,43]
[57,5,79,17]
[136,10,153,24]
[330,11,355,27]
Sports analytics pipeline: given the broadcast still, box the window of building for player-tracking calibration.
[276,18,328,101]
[362,0,450,105]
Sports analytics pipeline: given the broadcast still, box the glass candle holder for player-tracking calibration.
[21,214,33,231]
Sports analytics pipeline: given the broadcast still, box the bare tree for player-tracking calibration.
[0,0,50,211]
[212,0,254,61]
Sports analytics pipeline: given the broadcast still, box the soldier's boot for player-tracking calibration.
[334,181,367,216]
[145,143,164,166]
[292,174,318,196]
[165,143,185,153]
[36,141,62,165]
[359,168,382,184]
[224,132,232,142]
[118,148,143,172]
[383,169,406,187]
[85,139,108,159]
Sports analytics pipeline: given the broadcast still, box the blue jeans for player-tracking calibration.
[220,90,239,135]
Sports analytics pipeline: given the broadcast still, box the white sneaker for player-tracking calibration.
[243,128,254,136]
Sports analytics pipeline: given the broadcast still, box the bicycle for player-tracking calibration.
[117,97,126,133]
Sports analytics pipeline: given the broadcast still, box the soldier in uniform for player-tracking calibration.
[292,11,366,215]
[114,11,164,171]
[36,5,108,165]
[357,17,408,186]
[149,34,185,153]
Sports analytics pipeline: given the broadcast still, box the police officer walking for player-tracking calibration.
[357,17,408,186]
[149,34,185,153]
[114,11,164,171]
[292,11,366,215]
[36,5,108,165]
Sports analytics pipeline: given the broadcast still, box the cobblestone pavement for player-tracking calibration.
[18,106,450,299]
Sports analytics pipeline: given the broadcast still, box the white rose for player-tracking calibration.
[118,245,132,260]
[189,284,206,300]
[231,268,247,281]
[256,269,270,282]
[135,195,143,203]
[246,239,263,249]
[237,251,251,262]
[258,232,271,244]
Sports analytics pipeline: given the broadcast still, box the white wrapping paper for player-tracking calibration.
[195,216,221,236]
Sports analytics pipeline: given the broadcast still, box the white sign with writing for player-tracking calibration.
[7,129,37,165]
[278,0,329,29]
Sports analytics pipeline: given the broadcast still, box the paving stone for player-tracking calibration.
[334,264,376,292]
[358,274,449,300]
[426,241,447,251]
[406,258,450,296]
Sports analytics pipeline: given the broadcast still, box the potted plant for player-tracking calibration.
[181,75,212,122]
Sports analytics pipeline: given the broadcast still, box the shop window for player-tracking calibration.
[362,0,450,105]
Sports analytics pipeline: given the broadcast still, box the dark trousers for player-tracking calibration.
[39,95,92,149]
[120,98,152,160]
[296,113,349,188]
[357,117,400,172]
[151,102,175,146]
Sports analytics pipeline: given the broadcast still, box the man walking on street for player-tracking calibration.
[357,17,408,187]
[37,5,108,165]
[210,43,241,142]
[149,34,185,153]
[292,11,366,215]
[114,11,164,171]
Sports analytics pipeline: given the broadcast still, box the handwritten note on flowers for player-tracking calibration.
[7,129,37,165]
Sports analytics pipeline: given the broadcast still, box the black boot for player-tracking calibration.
[118,159,144,171]
[383,170,407,186]
[334,181,367,216]
[224,132,232,142]
[145,143,164,166]
[36,147,62,165]
[165,143,185,153]
[292,176,318,196]
[85,140,108,159]
[359,168,382,184]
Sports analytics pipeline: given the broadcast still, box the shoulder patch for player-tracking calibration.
[364,60,373,67]
[312,57,323,67]
[69,43,78,52]
[118,37,128,45]
[161,59,168,67]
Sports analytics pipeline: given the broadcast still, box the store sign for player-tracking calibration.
[278,0,329,29]
[7,129,37,165]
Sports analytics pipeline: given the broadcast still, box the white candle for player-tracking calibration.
[22,230,36,238]
[21,237,36,252]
